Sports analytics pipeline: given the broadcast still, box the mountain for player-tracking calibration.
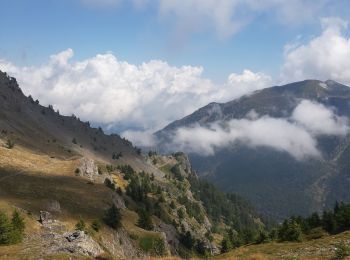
[155,79,350,221]
[0,70,263,259]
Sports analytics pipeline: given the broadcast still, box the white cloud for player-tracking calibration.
[282,17,350,85]
[167,100,350,159]
[0,49,271,136]
[171,117,321,159]
[292,100,349,136]
[79,0,334,38]
[156,0,332,39]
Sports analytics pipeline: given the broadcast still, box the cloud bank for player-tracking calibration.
[282,17,350,85]
[167,100,349,159]
[0,49,271,133]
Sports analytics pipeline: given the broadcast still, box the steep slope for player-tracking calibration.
[0,70,262,259]
[155,80,350,220]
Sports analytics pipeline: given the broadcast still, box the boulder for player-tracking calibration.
[40,211,53,225]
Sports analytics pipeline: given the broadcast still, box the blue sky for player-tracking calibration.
[2,0,347,81]
[1,0,350,143]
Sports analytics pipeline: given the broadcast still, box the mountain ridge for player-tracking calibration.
[155,79,350,221]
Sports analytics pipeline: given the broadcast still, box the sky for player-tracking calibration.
[1,0,350,147]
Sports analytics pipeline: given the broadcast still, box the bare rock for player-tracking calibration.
[79,157,98,179]
[39,211,53,225]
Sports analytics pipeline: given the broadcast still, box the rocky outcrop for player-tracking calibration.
[39,211,54,225]
[79,157,99,179]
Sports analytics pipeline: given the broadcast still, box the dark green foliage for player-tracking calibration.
[139,236,166,256]
[148,151,157,157]
[104,178,115,190]
[106,164,115,173]
[177,208,185,219]
[91,220,102,232]
[169,201,176,209]
[0,210,25,245]
[116,187,123,195]
[278,219,302,242]
[103,204,121,230]
[179,231,195,250]
[75,218,86,231]
[126,171,153,204]
[255,230,269,244]
[10,210,25,243]
[137,209,154,230]
[188,174,260,235]
[112,152,122,160]
[196,240,209,256]
[220,237,232,253]
[5,139,14,149]
[118,165,136,180]
[334,242,350,260]
[170,164,184,181]
[277,201,350,242]
[0,211,12,245]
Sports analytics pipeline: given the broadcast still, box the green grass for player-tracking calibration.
[214,231,350,260]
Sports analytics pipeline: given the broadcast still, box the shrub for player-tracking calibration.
[334,242,350,259]
[5,139,14,149]
[72,137,77,144]
[139,236,166,256]
[104,178,115,190]
[75,218,86,231]
[91,220,102,232]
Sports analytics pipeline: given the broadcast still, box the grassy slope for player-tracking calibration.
[215,231,350,260]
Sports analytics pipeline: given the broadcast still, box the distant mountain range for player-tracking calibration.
[156,79,350,221]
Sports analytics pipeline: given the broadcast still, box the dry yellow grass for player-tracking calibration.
[121,209,161,239]
[0,144,79,176]
[111,173,128,191]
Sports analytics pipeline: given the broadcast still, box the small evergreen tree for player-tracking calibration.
[180,231,195,250]
[104,204,122,229]
[137,209,154,231]
[75,218,86,231]
[0,211,12,245]
[10,210,25,243]
[91,220,102,232]
[220,236,232,253]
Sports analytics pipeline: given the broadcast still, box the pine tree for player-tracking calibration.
[0,211,12,245]
[137,209,154,230]
[220,236,232,253]
[103,204,121,229]
[10,210,25,243]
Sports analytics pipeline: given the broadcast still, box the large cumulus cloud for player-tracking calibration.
[0,49,271,134]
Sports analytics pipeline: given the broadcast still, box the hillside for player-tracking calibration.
[215,230,350,260]
[0,70,262,259]
[155,80,350,221]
